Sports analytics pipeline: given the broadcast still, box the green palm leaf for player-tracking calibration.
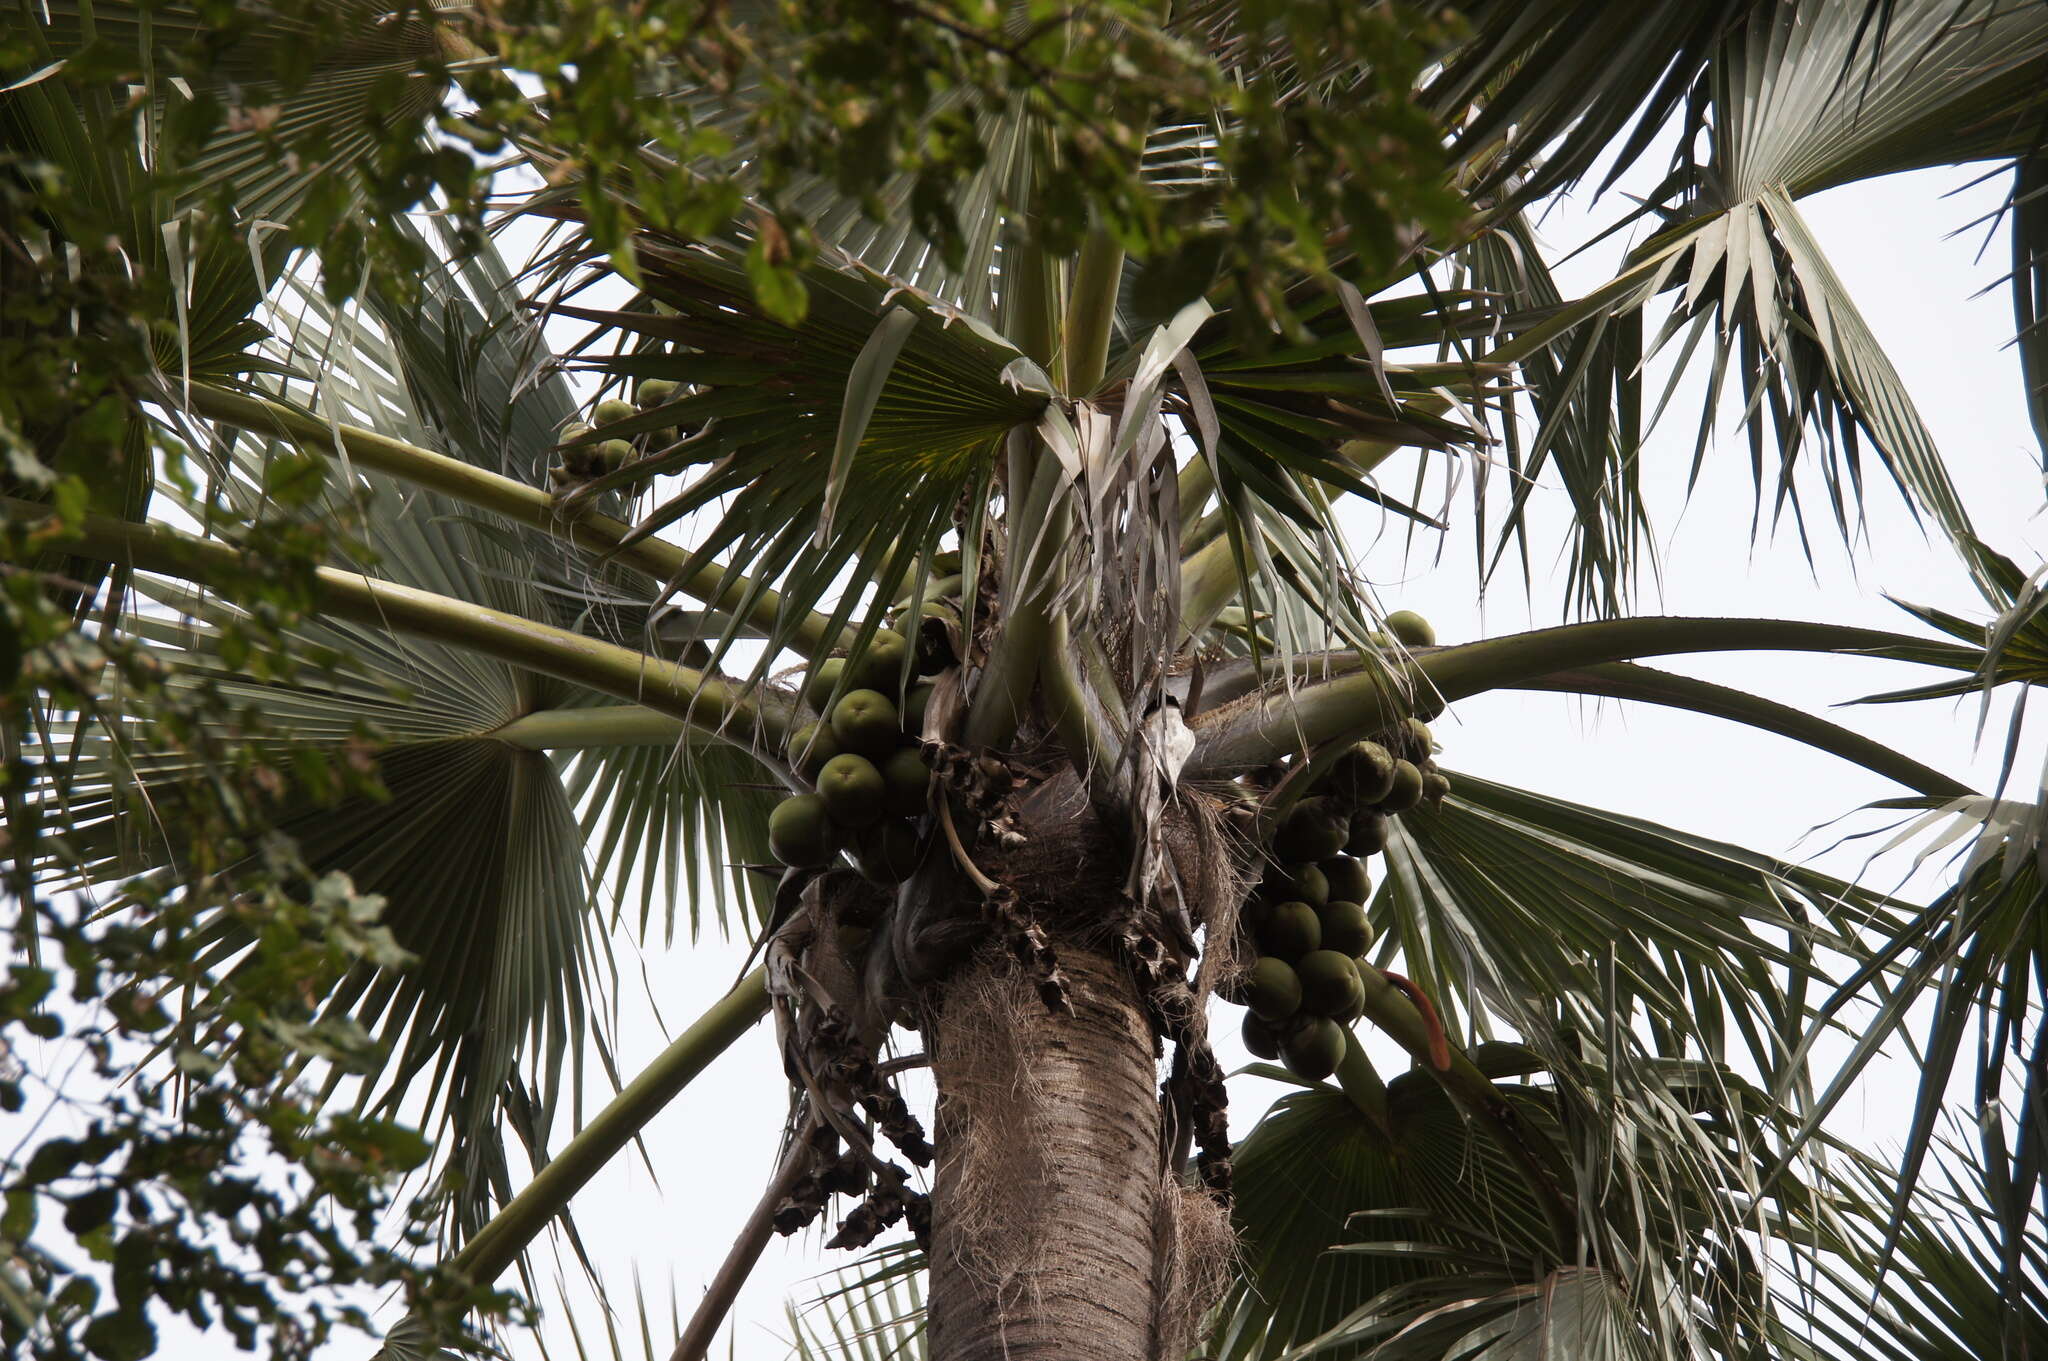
[1209,1079,1556,1361]
[1468,1,2048,599]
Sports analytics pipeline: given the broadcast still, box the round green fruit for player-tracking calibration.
[879,745,932,819]
[847,629,911,693]
[635,378,677,408]
[1399,718,1433,761]
[1329,740,1396,804]
[852,819,923,884]
[1244,957,1304,1022]
[595,438,634,469]
[1320,856,1370,906]
[815,753,887,828]
[768,793,836,868]
[558,421,592,443]
[1345,809,1388,856]
[1254,901,1322,962]
[1421,769,1452,804]
[1317,899,1372,958]
[786,721,844,782]
[1262,860,1328,909]
[593,397,637,427]
[1241,1013,1284,1061]
[1380,760,1424,813]
[1274,796,1348,862]
[830,688,901,757]
[1296,950,1362,1016]
[1282,1017,1347,1080]
[802,657,845,712]
[1384,609,1436,647]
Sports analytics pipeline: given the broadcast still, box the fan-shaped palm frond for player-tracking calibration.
[787,1250,928,1361]
[1458,1,2048,607]
[1780,1139,2048,1361]
[20,220,793,1242]
[1208,1077,1557,1361]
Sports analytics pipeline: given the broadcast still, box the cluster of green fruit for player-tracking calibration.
[1226,609,1450,1081]
[767,628,942,885]
[549,378,679,485]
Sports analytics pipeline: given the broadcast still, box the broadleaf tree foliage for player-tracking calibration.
[2,2,2046,1360]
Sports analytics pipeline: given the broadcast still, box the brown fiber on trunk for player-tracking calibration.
[924,942,1166,1361]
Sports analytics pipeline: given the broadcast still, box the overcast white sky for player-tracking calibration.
[493,158,2046,1361]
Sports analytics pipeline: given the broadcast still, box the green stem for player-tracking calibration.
[1178,530,1240,641]
[10,501,796,755]
[1512,663,1973,798]
[182,385,844,658]
[1352,970,1578,1259]
[1006,235,1062,370]
[1175,457,1215,539]
[1060,224,1126,395]
[1041,611,1119,779]
[1189,616,1977,775]
[493,705,691,750]
[450,971,771,1286]
[1332,1030,1391,1136]
[966,455,1067,750]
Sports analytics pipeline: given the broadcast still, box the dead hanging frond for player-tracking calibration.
[761,871,933,1251]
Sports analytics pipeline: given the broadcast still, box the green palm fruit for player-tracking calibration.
[1244,957,1304,1022]
[593,397,636,427]
[852,819,923,884]
[879,745,932,819]
[847,628,911,693]
[1421,769,1452,804]
[902,682,935,736]
[768,793,836,867]
[1345,809,1387,856]
[1254,901,1322,961]
[1399,717,1433,761]
[1320,856,1370,905]
[787,721,844,782]
[1281,1017,1347,1080]
[1329,739,1396,804]
[816,753,887,828]
[595,438,634,469]
[1296,950,1362,1016]
[635,378,678,408]
[558,421,592,444]
[1262,861,1328,909]
[1317,900,1372,958]
[1384,609,1436,647]
[1380,760,1424,813]
[830,688,901,757]
[802,657,845,712]
[1274,796,1348,862]
[1241,1013,1284,1061]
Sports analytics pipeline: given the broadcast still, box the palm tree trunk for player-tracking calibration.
[923,941,1169,1361]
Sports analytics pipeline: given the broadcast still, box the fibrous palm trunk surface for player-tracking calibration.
[925,941,1166,1361]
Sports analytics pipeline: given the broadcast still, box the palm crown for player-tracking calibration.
[4,2,2048,1359]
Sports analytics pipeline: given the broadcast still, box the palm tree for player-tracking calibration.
[6,2,2048,1359]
